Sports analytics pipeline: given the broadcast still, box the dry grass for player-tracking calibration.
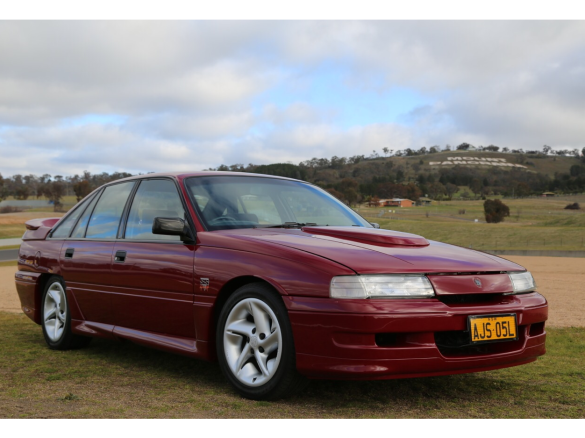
[0,211,64,239]
[355,195,585,251]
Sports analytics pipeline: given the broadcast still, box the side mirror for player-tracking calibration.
[370,222,380,229]
[152,217,195,243]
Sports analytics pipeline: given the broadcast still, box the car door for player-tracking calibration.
[109,178,196,338]
[60,181,136,327]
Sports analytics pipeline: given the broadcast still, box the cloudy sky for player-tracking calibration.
[1,19,585,177]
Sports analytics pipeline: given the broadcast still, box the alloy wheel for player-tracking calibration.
[43,281,67,342]
[223,298,282,387]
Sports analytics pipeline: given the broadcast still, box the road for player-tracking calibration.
[0,249,18,262]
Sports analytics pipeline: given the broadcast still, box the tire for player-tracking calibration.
[216,282,307,400]
[41,276,92,350]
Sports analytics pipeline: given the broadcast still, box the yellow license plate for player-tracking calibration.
[469,314,518,343]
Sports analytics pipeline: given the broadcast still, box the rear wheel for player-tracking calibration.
[217,283,306,400]
[41,276,91,350]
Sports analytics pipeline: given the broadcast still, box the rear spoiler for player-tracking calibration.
[23,218,61,240]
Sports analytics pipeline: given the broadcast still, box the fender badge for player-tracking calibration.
[473,277,482,288]
[200,278,210,292]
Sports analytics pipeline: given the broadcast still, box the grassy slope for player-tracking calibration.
[403,150,580,178]
[0,312,583,418]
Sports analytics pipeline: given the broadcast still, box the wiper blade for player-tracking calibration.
[255,222,318,229]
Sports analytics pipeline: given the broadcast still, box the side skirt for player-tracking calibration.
[71,320,209,360]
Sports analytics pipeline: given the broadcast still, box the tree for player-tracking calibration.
[469,178,483,198]
[484,199,510,223]
[515,182,531,198]
[326,188,345,203]
[73,180,92,201]
[428,182,447,200]
[344,188,359,206]
[404,183,422,201]
[0,174,8,201]
[43,180,66,212]
[570,165,585,177]
[542,145,552,155]
[14,185,30,200]
[445,183,458,200]
[395,169,405,183]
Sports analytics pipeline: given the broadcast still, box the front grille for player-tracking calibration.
[438,294,502,305]
[435,328,525,357]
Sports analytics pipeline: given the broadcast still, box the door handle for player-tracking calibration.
[65,248,75,259]
[114,250,127,263]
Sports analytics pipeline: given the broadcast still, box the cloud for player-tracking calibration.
[0,22,274,125]
[1,21,584,177]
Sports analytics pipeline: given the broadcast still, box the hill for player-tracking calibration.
[232,150,584,204]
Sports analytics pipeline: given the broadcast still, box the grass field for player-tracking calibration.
[1,194,583,250]
[357,195,585,251]
[0,312,583,419]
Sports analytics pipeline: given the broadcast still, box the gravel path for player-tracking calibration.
[1,256,583,327]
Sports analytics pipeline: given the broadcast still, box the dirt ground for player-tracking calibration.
[1,256,583,327]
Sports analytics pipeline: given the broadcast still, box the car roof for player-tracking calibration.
[105,171,304,186]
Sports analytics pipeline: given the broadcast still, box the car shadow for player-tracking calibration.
[76,337,517,410]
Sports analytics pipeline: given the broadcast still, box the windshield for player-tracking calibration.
[185,175,372,231]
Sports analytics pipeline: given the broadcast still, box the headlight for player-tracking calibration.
[330,275,435,299]
[508,271,536,294]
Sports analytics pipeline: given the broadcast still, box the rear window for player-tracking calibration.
[51,193,96,239]
[85,182,135,239]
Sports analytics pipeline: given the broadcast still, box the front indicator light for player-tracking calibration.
[330,275,435,299]
[508,271,536,294]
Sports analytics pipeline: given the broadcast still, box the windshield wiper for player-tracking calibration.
[255,222,318,229]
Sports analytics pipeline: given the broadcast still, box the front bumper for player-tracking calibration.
[284,292,547,379]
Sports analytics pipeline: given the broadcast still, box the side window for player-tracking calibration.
[71,192,101,239]
[85,182,135,239]
[51,193,95,238]
[125,179,186,241]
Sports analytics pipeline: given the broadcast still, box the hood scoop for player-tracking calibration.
[301,226,429,247]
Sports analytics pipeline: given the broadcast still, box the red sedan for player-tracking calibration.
[15,172,547,400]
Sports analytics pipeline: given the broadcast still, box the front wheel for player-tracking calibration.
[216,283,306,400]
[41,276,91,350]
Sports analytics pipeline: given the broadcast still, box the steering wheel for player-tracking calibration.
[209,216,237,224]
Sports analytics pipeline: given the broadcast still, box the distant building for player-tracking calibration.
[541,192,556,197]
[382,198,414,208]
[417,197,433,206]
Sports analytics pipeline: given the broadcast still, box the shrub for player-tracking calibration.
[0,206,24,214]
[484,199,510,223]
[564,203,581,210]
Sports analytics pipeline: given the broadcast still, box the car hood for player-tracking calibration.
[200,226,524,274]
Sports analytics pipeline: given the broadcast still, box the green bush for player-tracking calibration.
[484,199,510,223]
